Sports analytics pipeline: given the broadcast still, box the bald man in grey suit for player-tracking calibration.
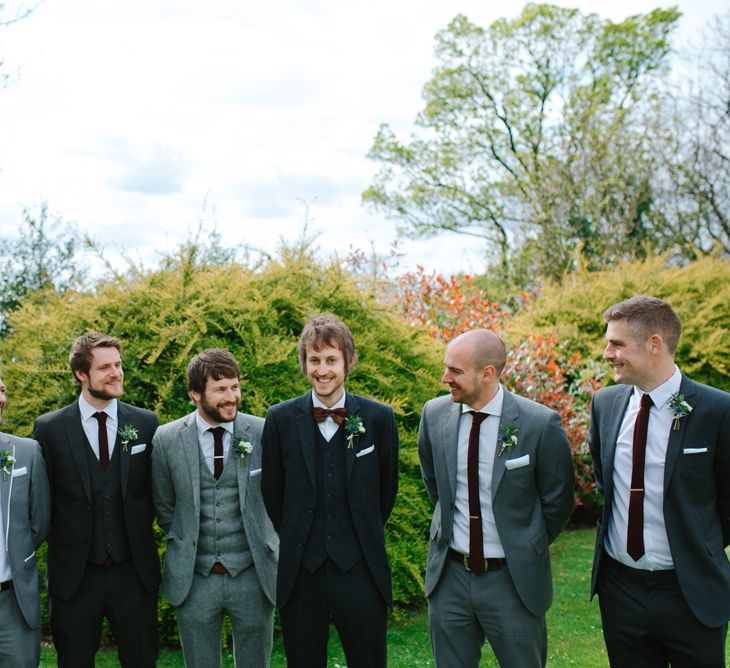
[0,378,51,668]
[152,349,278,668]
[418,330,575,668]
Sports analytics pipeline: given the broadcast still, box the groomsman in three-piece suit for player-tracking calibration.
[262,313,399,668]
[0,378,51,667]
[418,329,575,668]
[33,333,160,667]
[590,296,730,667]
[152,348,278,667]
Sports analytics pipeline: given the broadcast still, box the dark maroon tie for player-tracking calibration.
[209,427,225,480]
[468,411,488,574]
[627,393,654,561]
[93,412,110,470]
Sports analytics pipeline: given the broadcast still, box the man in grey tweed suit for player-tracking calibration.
[152,349,279,668]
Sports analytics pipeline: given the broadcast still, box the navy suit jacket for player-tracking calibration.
[261,391,399,608]
[589,375,730,627]
[33,399,160,600]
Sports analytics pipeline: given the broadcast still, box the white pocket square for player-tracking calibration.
[11,466,27,477]
[249,468,262,478]
[683,447,707,454]
[355,444,375,458]
[504,454,530,470]
[130,443,147,455]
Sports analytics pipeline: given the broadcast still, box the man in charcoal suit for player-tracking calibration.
[418,329,575,667]
[152,348,278,667]
[262,313,399,668]
[0,377,51,667]
[590,295,730,667]
[33,332,160,667]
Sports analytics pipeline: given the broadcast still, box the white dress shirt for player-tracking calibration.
[195,412,234,476]
[312,390,346,442]
[606,365,682,570]
[451,385,506,558]
[79,394,118,462]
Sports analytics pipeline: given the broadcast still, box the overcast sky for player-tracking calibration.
[0,0,725,277]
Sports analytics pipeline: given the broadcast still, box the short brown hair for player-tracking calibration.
[187,348,240,395]
[69,332,122,386]
[604,295,682,354]
[298,314,357,375]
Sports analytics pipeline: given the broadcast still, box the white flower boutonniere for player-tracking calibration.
[118,424,139,451]
[234,436,253,463]
[0,449,15,480]
[498,425,518,457]
[668,393,693,431]
[344,416,366,449]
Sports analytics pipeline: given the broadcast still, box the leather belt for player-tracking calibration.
[448,548,506,573]
[0,580,13,591]
[210,562,228,575]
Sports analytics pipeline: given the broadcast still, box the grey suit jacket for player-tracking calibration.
[589,375,730,627]
[418,390,575,616]
[152,411,279,607]
[0,433,51,629]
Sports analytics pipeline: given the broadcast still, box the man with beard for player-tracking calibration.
[152,348,278,668]
[33,333,160,667]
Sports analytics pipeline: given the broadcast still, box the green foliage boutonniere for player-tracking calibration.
[0,449,16,480]
[344,416,366,449]
[498,425,518,457]
[234,436,253,463]
[668,392,692,431]
[118,424,139,451]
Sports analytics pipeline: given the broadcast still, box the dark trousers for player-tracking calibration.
[50,560,158,668]
[280,559,387,668]
[598,554,727,668]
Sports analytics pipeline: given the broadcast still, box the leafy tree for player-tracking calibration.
[364,4,681,284]
[0,202,87,334]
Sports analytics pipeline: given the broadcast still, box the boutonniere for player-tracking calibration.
[498,425,518,457]
[344,416,366,449]
[234,436,253,463]
[118,424,139,451]
[668,392,693,431]
[0,449,16,480]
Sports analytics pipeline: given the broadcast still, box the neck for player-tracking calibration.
[637,362,676,393]
[81,390,113,411]
[315,389,345,408]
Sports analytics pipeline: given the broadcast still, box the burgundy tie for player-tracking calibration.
[468,411,488,574]
[93,412,110,470]
[627,393,654,561]
[210,427,225,480]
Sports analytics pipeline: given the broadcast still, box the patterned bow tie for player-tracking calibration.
[312,407,347,425]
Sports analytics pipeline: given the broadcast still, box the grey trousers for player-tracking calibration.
[0,587,40,668]
[428,558,547,668]
[176,566,274,668]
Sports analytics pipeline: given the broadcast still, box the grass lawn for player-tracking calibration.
[39,529,729,666]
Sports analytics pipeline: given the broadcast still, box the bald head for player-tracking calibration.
[448,329,507,375]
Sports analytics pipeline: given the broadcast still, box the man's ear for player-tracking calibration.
[647,334,664,355]
[189,390,200,405]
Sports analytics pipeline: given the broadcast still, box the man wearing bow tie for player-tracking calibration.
[0,377,51,668]
[590,296,730,667]
[261,313,399,668]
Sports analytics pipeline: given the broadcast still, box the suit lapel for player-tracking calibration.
[66,400,92,503]
[664,375,696,491]
[493,390,520,493]
[0,435,12,544]
[344,393,359,479]
[234,413,253,507]
[295,394,317,487]
[442,400,462,502]
[181,413,202,515]
[117,402,131,500]
[602,386,632,501]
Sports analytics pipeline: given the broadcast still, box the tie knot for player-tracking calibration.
[469,411,488,426]
[313,407,347,425]
[93,411,107,425]
[640,393,654,408]
[209,426,226,441]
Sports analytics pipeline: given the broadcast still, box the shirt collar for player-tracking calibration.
[195,411,234,435]
[635,365,682,409]
[311,389,346,411]
[460,384,504,417]
[79,394,118,421]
